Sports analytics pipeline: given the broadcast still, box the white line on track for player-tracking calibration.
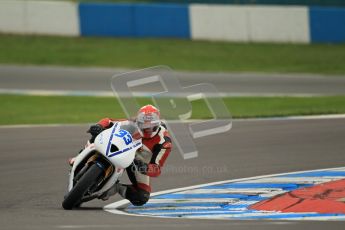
[1,114,345,129]
[0,88,333,97]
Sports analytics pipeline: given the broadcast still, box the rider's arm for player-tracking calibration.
[97,118,115,129]
[97,118,128,129]
[146,131,172,177]
[87,118,124,142]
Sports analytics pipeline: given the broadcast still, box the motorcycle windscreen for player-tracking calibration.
[105,122,141,169]
[119,120,141,141]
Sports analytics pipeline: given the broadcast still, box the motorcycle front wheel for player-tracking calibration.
[62,163,104,210]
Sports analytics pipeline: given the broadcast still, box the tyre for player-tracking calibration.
[62,164,104,210]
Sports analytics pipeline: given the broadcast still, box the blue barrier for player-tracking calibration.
[79,3,134,37]
[79,3,190,38]
[79,2,345,43]
[134,4,190,38]
[310,7,345,43]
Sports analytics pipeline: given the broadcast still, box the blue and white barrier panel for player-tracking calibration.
[0,1,344,43]
[79,3,190,38]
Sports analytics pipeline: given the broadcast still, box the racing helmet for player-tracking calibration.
[136,104,161,138]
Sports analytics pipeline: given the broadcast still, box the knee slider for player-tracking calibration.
[130,190,150,206]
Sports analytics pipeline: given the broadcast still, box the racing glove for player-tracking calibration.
[87,124,104,137]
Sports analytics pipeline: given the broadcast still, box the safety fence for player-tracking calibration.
[0,1,344,43]
[80,0,345,7]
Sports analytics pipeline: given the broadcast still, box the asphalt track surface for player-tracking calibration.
[1,65,345,229]
[1,118,345,230]
[1,65,345,96]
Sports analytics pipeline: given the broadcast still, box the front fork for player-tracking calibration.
[72,153,114,191]
[67,150,123,200]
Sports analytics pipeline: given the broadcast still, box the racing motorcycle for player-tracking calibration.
[62,121,142,210]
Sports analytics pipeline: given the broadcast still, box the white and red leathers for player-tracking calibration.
[97,117,172,205]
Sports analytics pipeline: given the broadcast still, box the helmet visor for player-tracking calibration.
[137,120,160,130]
[137,120,160,137]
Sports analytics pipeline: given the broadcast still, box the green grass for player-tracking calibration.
[1,34,345,75]
[1,95,345,125]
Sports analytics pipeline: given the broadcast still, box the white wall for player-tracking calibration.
[0,1,27,34]
[247,6,310,43]
[190,4,310,43]
[190,5,250,42]
[0,0,79,36]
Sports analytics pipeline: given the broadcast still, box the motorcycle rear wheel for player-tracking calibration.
[62,163,104,210]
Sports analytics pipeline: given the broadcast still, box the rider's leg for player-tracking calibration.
[123,162,151,206]
[123,185,150,206]
[100,162,151,205]
[100,183,150,206]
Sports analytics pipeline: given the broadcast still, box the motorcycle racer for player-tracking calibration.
[69,104,172,206]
